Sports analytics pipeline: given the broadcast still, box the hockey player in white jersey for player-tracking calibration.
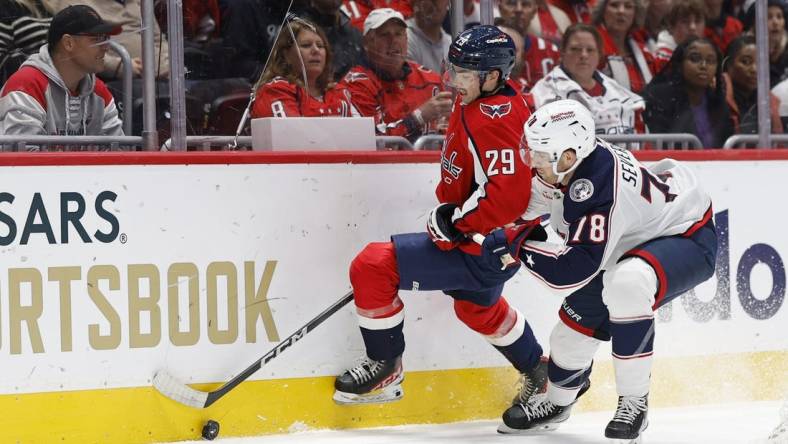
[495,99,718,443]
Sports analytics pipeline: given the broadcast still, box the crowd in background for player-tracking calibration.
[1,0,788,148]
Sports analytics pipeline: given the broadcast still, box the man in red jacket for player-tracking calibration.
[340,8,452,142]
[334,25,548,409]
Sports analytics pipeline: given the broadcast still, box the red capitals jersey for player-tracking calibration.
[514,34,561,92]
[437,83,533,253]
[340,0,413,32]
[548,0,594,24]
[704,15,743,53]
[341,61,443,139]
[251,78,354,118]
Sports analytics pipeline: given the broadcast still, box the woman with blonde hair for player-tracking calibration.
[251,15,355,118]
[0,0,51,84]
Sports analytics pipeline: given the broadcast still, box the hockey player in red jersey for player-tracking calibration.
[334,25,548,407]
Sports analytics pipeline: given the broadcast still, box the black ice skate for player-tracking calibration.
[333,356,403,405]
[604,395,649,443]
[510,357,549,405]
[498,378,590,434]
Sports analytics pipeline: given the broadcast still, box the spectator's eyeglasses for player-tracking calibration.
[686,52,717,67]
[72,34,111,45]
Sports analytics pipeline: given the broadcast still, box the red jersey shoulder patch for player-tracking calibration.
[480,101,512,119]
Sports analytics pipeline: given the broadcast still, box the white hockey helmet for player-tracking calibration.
[522,99,596,183]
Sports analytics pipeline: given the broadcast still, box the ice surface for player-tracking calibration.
[166,400,785,444]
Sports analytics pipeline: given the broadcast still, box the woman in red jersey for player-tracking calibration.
[251,16,355,118]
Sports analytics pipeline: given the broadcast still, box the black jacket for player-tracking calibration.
[642,81,733,148]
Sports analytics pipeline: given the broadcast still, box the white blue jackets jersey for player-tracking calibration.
[521,139,712,290]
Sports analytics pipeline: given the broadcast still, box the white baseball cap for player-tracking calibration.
[363,8,406,36]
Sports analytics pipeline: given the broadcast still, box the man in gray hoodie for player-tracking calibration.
[0,4,124,137]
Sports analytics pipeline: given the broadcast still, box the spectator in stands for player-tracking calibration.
[496,20,560,92]
[654,0,706,69]
[497,24,529,92]
[633,0,672,53]
[341,8,452,142]
[741,0,788,87]
[772,76,788,129]
[530,23,645,135]
[218,1,290,81]
[251,16,355,118]
[0,5,123,136]
[407,0,451,73]
[592,0,655,93]
[296,0,365,81]
[42,0,169,80]
[548,0,595,25]
[722,36,783,135]
[181,0,221,42]
[703,0,742,53]
[341,0,413,32]
[0,0,51,85]
[529,0,572,44]
[497,0,539,36]
[642,37,732,147]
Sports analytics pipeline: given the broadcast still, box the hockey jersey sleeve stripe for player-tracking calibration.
[452,134,488,223]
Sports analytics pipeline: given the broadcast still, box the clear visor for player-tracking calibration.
[441,61,479,90]
[518,133,553,169]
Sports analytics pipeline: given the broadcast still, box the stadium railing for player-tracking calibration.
[722,134,788,149]
[159,136,416,151]
[107,41,133,136]
[0,136,143,151]
[413,133,704,150]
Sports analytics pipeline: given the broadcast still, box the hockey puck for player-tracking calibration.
[201,420,220,441]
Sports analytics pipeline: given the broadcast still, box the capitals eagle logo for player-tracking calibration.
[480,101,512,119]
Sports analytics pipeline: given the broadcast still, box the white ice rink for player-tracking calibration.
[171,400,787,444]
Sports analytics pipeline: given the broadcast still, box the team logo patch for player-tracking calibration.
[569,179,594,202]
[480,102,511,119]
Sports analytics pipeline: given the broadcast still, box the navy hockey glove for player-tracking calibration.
[427,203,463,251]
[482,221,546,270]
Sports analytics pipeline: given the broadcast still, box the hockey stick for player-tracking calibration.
[152,290,354,408]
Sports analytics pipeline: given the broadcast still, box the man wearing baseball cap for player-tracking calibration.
[340,8,452,142]
[0,5,124,139]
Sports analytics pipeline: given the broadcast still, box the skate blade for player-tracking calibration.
[333,382,404,405]
[606,437,642,444]
[606,421,647,444]
[497,422,562,434]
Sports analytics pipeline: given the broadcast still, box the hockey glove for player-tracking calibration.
[427,203,463,251]
[481,221,546,270]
